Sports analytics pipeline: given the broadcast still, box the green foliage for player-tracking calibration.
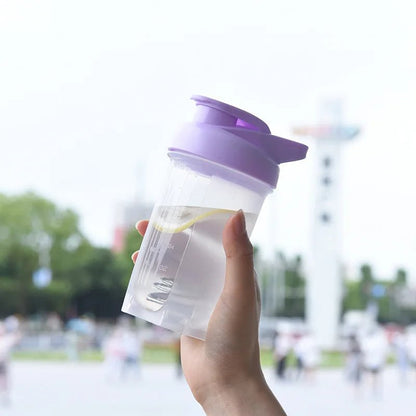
[0,278,20,316]
[0,192,91,314]
[0,191,131,318]
[358,263,374,306]
[342,280,365,311]
[257,252,305,318]
[116,226,143,286]
[342,264,415,325]
[72,247,127,318]
[274,253,305,318]
[28,281,72,315]
[394,268,407,286]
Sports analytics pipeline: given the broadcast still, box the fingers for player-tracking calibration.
[222,210,255,301]
[131,251,139,263]
[131,220,149,263]
[135,220,149,236]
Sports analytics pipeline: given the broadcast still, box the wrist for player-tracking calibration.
[201,374,286,416]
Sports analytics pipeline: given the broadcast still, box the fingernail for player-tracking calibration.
[234,209,246,236]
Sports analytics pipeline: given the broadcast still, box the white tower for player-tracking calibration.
[293,101,360,349]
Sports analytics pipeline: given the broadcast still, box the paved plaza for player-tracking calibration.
[1,361,415,415]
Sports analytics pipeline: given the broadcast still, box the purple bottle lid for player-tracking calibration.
[168,96,308,188]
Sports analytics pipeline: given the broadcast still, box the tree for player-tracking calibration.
[0,191,151,318]
[279,254,305,318]
[358,264,374,307]
[256,251,305,318]
[71,247,126,318]
[342,280,365,311]
[394,268,407,286]
[116,226,143,287]
[0,192,91,315]
[342,264,416,325]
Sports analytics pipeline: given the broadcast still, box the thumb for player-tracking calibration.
[222,210,255,299]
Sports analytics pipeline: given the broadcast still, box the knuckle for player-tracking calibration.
[226,241,254,260]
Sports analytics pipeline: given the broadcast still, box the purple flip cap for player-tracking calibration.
[168,96,308,188]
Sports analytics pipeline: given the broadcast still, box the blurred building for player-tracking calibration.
[112,200,153,253]
[293,100,360,349]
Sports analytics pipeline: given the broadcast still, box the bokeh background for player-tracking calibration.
[1,1,415,415]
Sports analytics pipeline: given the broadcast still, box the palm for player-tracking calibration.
[180,272,261,402]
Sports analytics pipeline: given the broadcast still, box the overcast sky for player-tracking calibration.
[1,0,415,282]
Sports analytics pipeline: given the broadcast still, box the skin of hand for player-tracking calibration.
[133,210,286,415]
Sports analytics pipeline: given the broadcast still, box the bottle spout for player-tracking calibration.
[192,95,271,133]
[233,130,308,164]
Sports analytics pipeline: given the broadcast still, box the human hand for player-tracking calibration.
[133,211,286,415]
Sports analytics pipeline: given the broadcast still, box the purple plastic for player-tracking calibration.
[192,95,271,133]
[168,96,308,188]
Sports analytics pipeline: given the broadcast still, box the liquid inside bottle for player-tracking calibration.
[133,206,256,314]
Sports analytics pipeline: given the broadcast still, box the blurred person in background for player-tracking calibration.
[3,316,20,334]
[0,318,21,406]
[102,326,125,382]
[345,334,363,397]
[392,331,409,385]
[273,330,292,380]
[406,329,416,382]
[361,328,388,397]
[292,335,304,380]
[65,327,79,361]
[45,312,63,332]
[120,324,143,380]
[66,315,96,361]
[294,331,320,382]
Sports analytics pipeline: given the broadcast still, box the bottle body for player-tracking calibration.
[122,153,271,339]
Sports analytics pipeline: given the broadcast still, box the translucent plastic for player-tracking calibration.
[122,155,271,339]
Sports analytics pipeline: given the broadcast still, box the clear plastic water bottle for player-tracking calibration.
[122,95,308,339]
